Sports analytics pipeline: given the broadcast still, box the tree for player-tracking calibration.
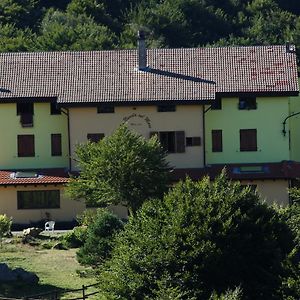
[0,214,12,247]
[35,9,117,51]
[98,172,295,299]
[67,124,170,214]
[76,208,124,266]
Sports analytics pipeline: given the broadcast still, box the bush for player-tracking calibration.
[62,226,88,248]
[77,209,124,267]
[99,173,295,299]
[0,214,12,246]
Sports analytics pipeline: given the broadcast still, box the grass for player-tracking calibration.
[0,234,100,299]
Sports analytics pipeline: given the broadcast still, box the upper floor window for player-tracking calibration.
[50,102,61,115]
[51,134,62,156]
[97,104,115,113]
[212,130,223,152]
[150,131,185,153]
[17,102,34,115]
[211,98,222,110]
[17,135,35,157]
[238,96,257,110]
[87,133,105,143]
[157,104,176,112]
[240,129,257,151]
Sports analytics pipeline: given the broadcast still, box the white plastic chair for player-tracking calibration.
[45,221,55,233]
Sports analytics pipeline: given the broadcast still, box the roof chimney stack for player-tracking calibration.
[138,30,147,70]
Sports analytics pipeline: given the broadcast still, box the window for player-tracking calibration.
[18,135,35,157]
[51,134,62,156]
[157,105,176,112]
[212,130,222,152]
[186,137,201,146]
[50,102,61,115]
[17,103,34,127]
[240,129,257,151]
[87,133,105,143]
[150,131,185,153]
[17,103,34,115]
[17,190,60,209]
[238,96,257,110]
[97,104,115,113]
[211,98,222,110]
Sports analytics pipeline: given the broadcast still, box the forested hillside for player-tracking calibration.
[0,0,299,55]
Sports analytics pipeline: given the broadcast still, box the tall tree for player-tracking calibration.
[67,125,170,214]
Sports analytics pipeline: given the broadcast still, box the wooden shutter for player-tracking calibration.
[176,131,185,153]
[18,135,35,157]
[212,130,222,152]
[87,133,105,143]
[51,134,62,156]
[240,129,257,151]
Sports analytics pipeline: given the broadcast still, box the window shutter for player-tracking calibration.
[176,131,185,153]
[212,130,222,152]
[18,135,35,157]
[51,134,62,156]
[240,129,257,151]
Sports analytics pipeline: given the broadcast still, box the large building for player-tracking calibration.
[0,37,299,224]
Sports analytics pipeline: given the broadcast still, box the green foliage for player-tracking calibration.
[98,173,295,299]
[209,287,243,300]
[63,226,88,248]
[77,209,123,266]
[67,124,170,214]
[0,214,12,246]
[34,9,117,51]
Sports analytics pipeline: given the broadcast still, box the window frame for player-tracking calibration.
[16,102,34,116]
[150,131,185,153]
[51,134,62,156]
[238,96,257,110]
[211,98,222,110]
[17,135,35,157]
[186,137,201,147]
[97,104,115,114]
[87,133,105,143]
[240,129,257,152]
[157,104,176,112]
[50,102,61,115]
[212,130,223,152]
[17,190,60,209]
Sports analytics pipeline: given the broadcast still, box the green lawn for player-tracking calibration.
[0,236,100,298]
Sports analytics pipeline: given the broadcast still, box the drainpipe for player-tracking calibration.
[61,108,71,171]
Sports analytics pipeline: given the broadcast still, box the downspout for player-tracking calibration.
[61,108,71,171]
[203,105,212,167]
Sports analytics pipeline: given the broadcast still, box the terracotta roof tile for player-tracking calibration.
[0,45,297,104]
[0,169,69,185]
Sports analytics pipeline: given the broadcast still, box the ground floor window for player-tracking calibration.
[17,190,60,209]
[150,131,185,153]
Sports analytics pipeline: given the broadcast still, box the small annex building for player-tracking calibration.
[0,36,299,225]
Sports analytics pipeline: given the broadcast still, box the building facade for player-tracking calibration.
[0,41,298,224]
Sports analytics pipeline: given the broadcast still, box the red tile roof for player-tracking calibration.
[171,161,300,181]
[0,169,69,185]
[0,45,297,104]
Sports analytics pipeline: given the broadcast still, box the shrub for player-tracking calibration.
[77,209,124,266]
[63,226,88,248]
[0,214,12,246]
[99,173,294,299]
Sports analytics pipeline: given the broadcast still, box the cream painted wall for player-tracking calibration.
[0,185,85,224]
[240,179,289,206]
[69,105,204,170]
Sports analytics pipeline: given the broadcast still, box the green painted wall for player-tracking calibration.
[205,97,290,164]
[0,102,69,169]
[289,81,300,162]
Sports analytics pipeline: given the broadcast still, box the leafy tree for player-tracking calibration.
[35,8,117,51]
[77,209,124,266]
[99,173,295,299]
[0,24,35,52]
[0,0,42,29]
[67,124,170,214]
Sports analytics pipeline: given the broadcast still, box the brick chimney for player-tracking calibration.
[138,30,147,70]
